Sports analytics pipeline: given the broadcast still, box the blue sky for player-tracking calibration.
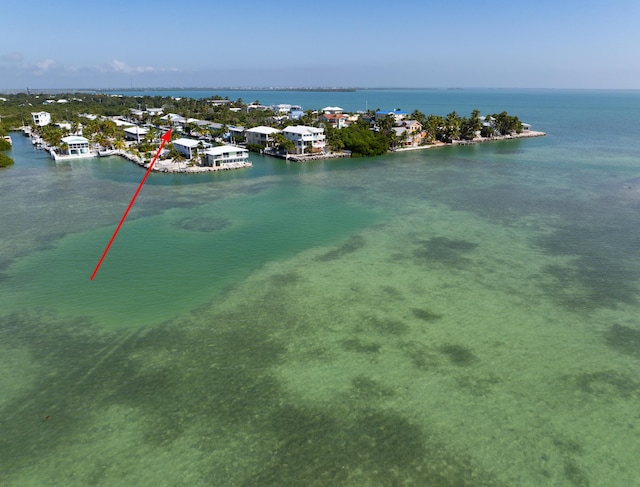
[1,0,639,89]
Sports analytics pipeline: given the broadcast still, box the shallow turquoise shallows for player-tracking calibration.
[1,89,640,486]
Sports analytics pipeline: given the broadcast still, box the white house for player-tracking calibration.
[229,126,245,143]
[172,138,209,159]
[283,125,326,155]
[245,126,280,148]
[60,135,90,156]
[32,111,51,127]
[204,145,250,168]
[124,126,149,142]
[322,106,344,114]
[163,113,187,124]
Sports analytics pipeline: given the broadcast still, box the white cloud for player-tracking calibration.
[34,59,55,75]
[0,52,23,64]
[104,59,177,74]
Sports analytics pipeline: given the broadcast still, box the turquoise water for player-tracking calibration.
[1,90,640,485]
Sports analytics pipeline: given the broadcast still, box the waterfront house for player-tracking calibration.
[245,126,280,148]
[60,135,91,156]
[283,125,326,155]
[204,145,250,168]
[392,119,425,147]
[173,138,210,159]
[229,126,245,144]
[31,111,51,127]
[124,126,149,143]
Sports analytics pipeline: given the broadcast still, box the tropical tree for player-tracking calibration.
[0,152,14,167]
[491,111,522,135]
[113,138,126,151]
[144,127,158,144]
[376,113,395,133]
[410,109,427,127]
[272,133,295,153]
[94,132,108,149]
[40,125,64,147]
[424,114,443,144]
[323,123,344,152]
[460,110,482,140]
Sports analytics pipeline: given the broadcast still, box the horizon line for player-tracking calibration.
[2,86,640,94]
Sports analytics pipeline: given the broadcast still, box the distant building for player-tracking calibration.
[376,109,407,124]
[289,109,304,121]
[283,125,326,154]
[209,99,232,106]
[31,111,51,127]
[320,112,350,129]
[322,106,344,114]
[163,113,187,124]
[129,108,145,118]
[204,145,250,168]
[245,126,280,148]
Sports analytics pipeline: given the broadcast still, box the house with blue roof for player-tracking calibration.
[375,109,407,124]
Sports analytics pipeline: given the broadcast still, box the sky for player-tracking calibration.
[1,0,639,90]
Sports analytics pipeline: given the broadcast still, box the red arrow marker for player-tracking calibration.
[90,129,172,280]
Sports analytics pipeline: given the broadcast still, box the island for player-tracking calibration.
[0,92,544,173]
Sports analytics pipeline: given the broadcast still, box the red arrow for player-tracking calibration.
[90,129,172,280]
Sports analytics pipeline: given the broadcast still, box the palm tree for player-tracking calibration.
[94,132,108,149]
[144,127,158,144]
[113,138,126,151]
[196,141,206,165]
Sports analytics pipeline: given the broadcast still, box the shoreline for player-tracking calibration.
[18,128,546,172]
[394,130,546,152]
[107,149,253,173]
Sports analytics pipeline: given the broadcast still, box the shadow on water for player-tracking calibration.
[173,216,231,232]
[537,215,640,311]
[604,324,640,357]
[0,308,502,486]
[413,236,479,268]
[431,166,640,312]
[314,234,366,262]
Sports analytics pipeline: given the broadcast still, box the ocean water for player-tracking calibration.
[1,89,639,485]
